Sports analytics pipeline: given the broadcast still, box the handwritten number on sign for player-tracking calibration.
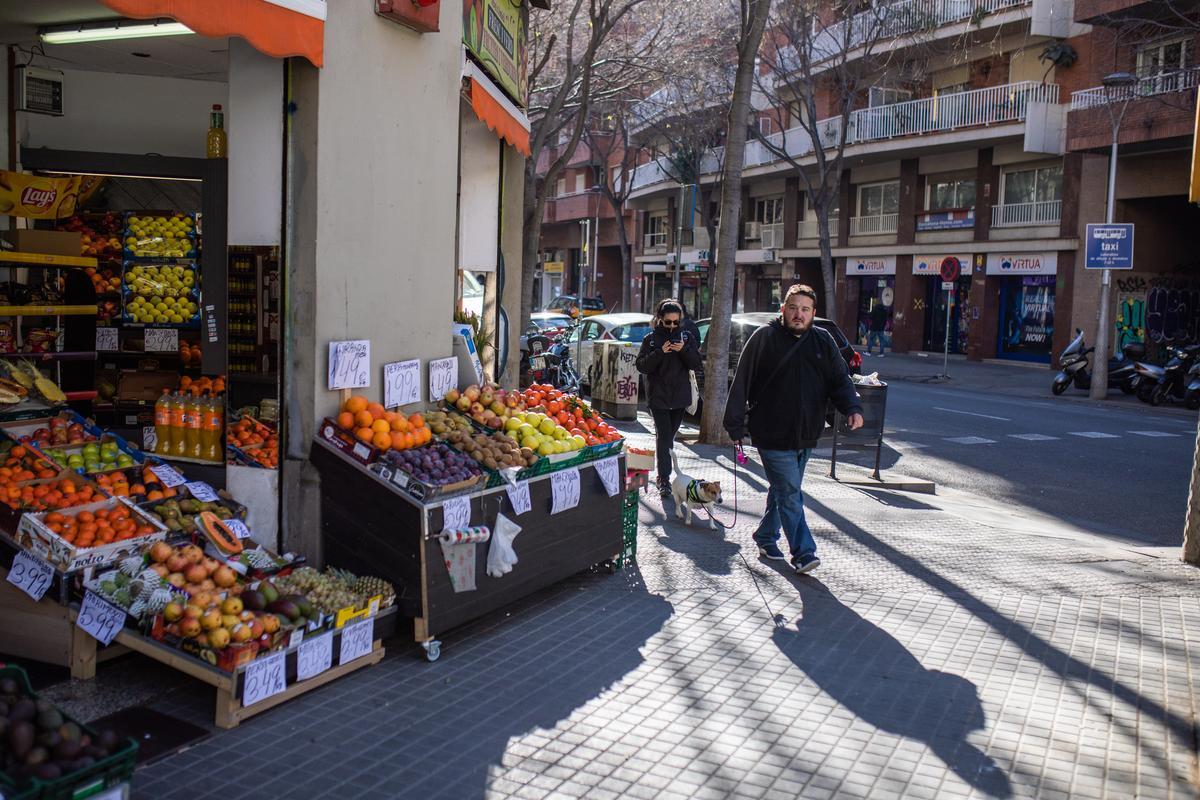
[242,651,287,707]
[224,518,253,539]
[505,481,531,515]
[144,328,179,353]
[77,591,125,645]
[150,464,185,488]
[595,457,620,497]
[383,359,421,408]
[7,551,53,601]
[339,618,375,665]
[550,468,581,514]
[95,327,118,352]
[297,631,333,681]
[428,357,457,403]
[185,481,218,502]
[328,340,371,390]
[442,496,470,530]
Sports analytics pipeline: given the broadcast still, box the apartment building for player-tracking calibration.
[622,0,1199,366]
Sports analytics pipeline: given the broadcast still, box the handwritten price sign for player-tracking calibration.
[383,359,421,409]
[442,496,470,530]
[150,464,186,488]
[328,340,371,391]
[242,651,286,707]
[95,327,118,352]
[77,590,125,645]
[595,457,620,497]
[144,328,179,353]
[505,481,531,515]
[550,468,581,514]
[339,617,375,665]
[184,481,218,502]
[428,357,457,404]
[297,631,333,681]
[224,518,253,539]
[7,551,53,601]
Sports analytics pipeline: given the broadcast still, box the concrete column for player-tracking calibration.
[975,147,998,242]
[1051,249,1075,367]
[836,266,858,335]
[898,158,918,245]
[838,171,852,248]
[890,255,917,354]
[783,176,800,249]
[500,148,526,383]
[968,263,999,361]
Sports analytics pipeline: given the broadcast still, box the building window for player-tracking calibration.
[869,87,912,107]
[646,213,669,247]
[574,172,586,194]
[857,181,899,217]
[759,116,776,136]
[753,196,784,224]
[555,177,566,197]
[1137,37,1192,93]
[927,177,976,211]
[1002,164,1063,206]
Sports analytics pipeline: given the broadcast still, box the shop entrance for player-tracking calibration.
[923,275,972,353]
[997,275,1055,362]
[854,276,895,347]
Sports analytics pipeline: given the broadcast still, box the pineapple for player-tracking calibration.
[22,360,66,404]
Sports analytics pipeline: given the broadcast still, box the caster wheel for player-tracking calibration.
[598,559,617,575]
[422,640,441,662]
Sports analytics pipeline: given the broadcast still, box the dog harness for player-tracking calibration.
[686,481,706,503]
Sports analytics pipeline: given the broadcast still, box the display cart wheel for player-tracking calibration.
[595,559,617,575]
[422,639,441,662]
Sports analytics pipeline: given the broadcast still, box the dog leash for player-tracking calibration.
[699,443,744,531]
[717,444,786,628]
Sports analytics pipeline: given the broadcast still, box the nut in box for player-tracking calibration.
[16,497,169,572]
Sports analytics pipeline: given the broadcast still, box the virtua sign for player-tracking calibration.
[985,252,1058,275]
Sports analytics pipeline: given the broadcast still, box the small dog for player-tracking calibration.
[669,452,723,529]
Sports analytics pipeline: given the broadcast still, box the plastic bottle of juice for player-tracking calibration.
[206,104,226,159]
[169,391,187,458]
[154,389,173,455]
[200,392,222,462]
[184,390,203,459]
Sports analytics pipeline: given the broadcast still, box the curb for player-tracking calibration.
[827,465,937,494]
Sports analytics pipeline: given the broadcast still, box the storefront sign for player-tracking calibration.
[915,209,975,231]
[1085,224,1134,270]
[985,253,1057,276]
[1000,275,1056,357]
[914,255,971,275]
[666,250,711,268]
[328,340,370,390]
[845,256,896,276]
[464,0,527,105]
[0,171,81,219]
[542,261,564,274]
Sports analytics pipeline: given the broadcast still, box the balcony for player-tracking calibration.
[1070,67,1200,110]
[991,200,1062,227]
[815,0,1031,58]
[850,214,899,236]
[798,217,838,240]
[643,231,669,253]
[847,81,1059,143]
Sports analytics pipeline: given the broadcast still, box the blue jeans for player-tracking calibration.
[868,330,886,355]
[754,449,817,559]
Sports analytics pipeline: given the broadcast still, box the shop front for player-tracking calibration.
[914,254,973,354]
[845,256,896,347]
[988,252,1058,362]
[642,260,707,318]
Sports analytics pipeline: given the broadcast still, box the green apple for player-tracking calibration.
[538,418,557,436]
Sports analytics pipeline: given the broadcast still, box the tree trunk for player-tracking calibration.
[520,161,545,340]
[699,0,773,445]
[613,202,632,312]
[1184,419,1200,565]
[817,205,837,322]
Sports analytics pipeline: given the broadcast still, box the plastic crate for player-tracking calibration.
[616,490,639,569]
[0,665,137,800]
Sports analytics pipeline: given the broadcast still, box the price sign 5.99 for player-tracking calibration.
[77,591,125,645]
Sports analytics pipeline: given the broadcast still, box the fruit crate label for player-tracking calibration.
[224,519,252,539]
[144,328,179,352]
[428,356,457,404]
[505,481,531,515]
[384,359,421,409]
[328,340,370,390]
[339,617,374,665]
[242,650,286,707]
[150,464,185,488]
[550,468,581,514]
[95,326,118,352]
[595,457,620,497]
[297,630,333,681]
[185,481,218,502]
[77,590,125,645]
[442,496,470,530]
[7,551,53,601]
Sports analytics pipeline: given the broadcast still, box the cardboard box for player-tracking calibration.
[3,229,81,257]
[317,418,380,466]
[16,496,169,572]
[117,370,177,405]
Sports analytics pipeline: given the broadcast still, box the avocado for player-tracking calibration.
[240,589,265,611]
[259,581,280,604]
[266,599,301,622]
[36,708,63,731]
[8,720,34,758]
[58,721,82,742]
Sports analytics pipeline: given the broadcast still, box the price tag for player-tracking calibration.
[144,328,179,352]
[224,518,253,539]
[242,651,286,707]
[297,631,333,681]
[95,327,118,352]
[428,356,457,404]
[595,457,620,497]
[550,468,581,514]
[150,464,185,488]
[383,359,421,408]
[142,426,157,452]
[442,496,470,530]
[185,481,218,502]
[7,551,53,601]
[505,481,531,515]
[339,617,374,665]
[288,628,304,648]
[328,340,370,390]
[76,590,125,645]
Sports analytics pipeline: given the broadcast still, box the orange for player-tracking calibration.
[407,413,424,429]
[371,419,391,435]
[372,431,392,450]
[389,430,406,450]
[344,395,368,415]
[403,432,416,450]
[390,415,409,432]
[337,411,355,430]
[355,427,374,442]
[366,402,386,421]
[354,410,374,429]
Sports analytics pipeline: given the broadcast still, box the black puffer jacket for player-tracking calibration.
[635,326,702,411]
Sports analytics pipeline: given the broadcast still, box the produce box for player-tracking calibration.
[0,664,137,800]
[626,447,654,471]
[15,497,169,573]
[0,410,103,447]
[0,472,101,535]
[373,444,485,501]
[139,489,247,537]
[148,613,264,671]
[33,436,144,476]
[2,229,82,257]
[123,214,197,259]
[317,417,382,466]
[114,370,177,406]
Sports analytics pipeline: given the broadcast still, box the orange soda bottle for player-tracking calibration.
[169,391,187,457]
[184,389,203,459]
[154,389,173,455]
[200,392,222,462]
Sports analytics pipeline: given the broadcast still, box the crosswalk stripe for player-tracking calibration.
[1008,434,1060,441]
[1127,430,1181,438]
[944,436,996,445]
[891,441,929,450]
[1068,432,1120,439]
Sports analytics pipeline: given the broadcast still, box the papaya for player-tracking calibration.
[198,510,243,555]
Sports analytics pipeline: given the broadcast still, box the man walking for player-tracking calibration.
[868,302,889,357]
[723,285,863,574]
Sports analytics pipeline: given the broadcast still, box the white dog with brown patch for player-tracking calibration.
[669,452,723,529]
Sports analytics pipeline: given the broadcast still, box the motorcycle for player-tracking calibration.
[543,334,582,394]
[1145,343,1200,406]
[521,333,553,386]
[1185,359,1200,410]
[1051,329,1139,396]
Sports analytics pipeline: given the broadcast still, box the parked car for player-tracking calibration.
[525,311,574,339]
[546,294,607,319]
[562,312,653,390]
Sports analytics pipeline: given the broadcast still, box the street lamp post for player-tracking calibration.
[1091,71,1137,400]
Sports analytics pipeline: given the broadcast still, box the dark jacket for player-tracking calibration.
[869,304,890,333]
[636,326,702,411]
[723,318,863,450]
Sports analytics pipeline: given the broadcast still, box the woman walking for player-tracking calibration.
[636,299,702,496]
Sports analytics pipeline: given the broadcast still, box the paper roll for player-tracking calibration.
[439,526,491,545]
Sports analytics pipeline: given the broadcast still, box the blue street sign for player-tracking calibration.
[1084,223,1134,270]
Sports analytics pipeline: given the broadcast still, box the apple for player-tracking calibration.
[201,609,222,631]
[221,596,243,616]
[167,573,186,589]
[149,541,173,563]
[184,564,208,585]
[179,617,202,638]
[151,563,169,578]
[445,388,461,404]
[202,557,221,576]
[221,614,240,629]
[213,565,237,588]
[208,627,230,649]
[166,554,188,574]
[469,402,485,416]
[260,614,280,634]
[455,396,472,412]
[464,385,480,402]
[181,544,204,564]
[489,401,506,416]
[163,602,183,622]
[231,624,253,643]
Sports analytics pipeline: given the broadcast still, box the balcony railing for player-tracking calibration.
[798,218,838,239]
[643,232,668,250]
[991,200,1062,227]
[818,0,1030,57]
[850,213,899,235]
[1070,67,1200,110]
[847,81,1058,143]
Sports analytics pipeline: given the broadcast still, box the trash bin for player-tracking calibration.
[829,381,887,480]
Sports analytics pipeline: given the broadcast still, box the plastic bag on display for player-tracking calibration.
[487,513,523,578]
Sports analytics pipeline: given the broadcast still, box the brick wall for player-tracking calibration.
[1067,97,1196,152]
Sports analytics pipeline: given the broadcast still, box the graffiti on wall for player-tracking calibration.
[1115,293,1145,350]
[1113,273,1200,347]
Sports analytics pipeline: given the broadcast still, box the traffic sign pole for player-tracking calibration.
[937,257,960,379]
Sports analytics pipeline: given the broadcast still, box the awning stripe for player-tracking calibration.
[463,58,530,156]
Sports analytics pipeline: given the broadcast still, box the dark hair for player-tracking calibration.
[784,284,817,306]
[655,299,683,320]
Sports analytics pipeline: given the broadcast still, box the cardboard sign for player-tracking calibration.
[428,356,457,403]
[595,457,620,497]
[383,359,421,409]
[184,481,218,502]
[328,340,370,390]
[224,519,253,539]
[95,327,118,352]
[505,481,531,515]
[242,651,286,707]
[150,464,185,488]
[443,496,470,530]
[144,327,179,352]
[7,551,53,601]
[339,617,374,665]
[76,590,125,645]
[550,468,580,514]
[297,631,333,681]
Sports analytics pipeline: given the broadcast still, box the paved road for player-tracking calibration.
[826,381,1197,546]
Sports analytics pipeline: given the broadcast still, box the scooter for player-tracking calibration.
[542,334,581,394]
[521,334,552,386]
[1051,329,1139,396]
[1145,343,1200,406]
[1184,359,1200,410]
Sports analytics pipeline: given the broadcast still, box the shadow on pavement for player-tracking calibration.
[649,495,742,577]
[773,576,1012,798]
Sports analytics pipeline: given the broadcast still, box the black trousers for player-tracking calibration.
[650,408,686,483]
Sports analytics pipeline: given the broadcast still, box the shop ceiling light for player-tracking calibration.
[40,19,193,45]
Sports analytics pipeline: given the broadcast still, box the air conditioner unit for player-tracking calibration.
[744,221,762,240]
[761,226,780,249]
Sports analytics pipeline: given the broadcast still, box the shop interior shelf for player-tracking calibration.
[0,252,98,269]
[0,304,99,316]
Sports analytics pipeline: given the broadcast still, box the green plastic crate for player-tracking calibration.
[616,490,639,569]
[0,665,137,800]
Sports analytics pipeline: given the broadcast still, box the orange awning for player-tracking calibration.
[464,60,530,157]
[100,0,324,67]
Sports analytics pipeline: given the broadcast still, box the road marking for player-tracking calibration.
[890,441,929,450]
[944,436,997,445]
[1127,430,1181,438]
[1068,431,1120,439]
[933,407,1011,421]
[1008,433,1060,441]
